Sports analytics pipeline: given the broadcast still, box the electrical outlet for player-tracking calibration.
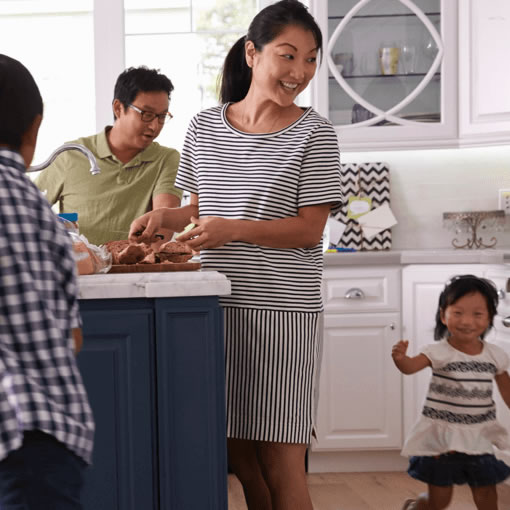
[499,189,510,214]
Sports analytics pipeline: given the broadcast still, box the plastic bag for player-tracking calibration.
[69,231,112,275]
[57,215,111,274]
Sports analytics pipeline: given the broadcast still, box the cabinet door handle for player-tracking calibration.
[497,289,506,300]
[345,288,365,300]
[389,323,396,330]
[503,317,510,328]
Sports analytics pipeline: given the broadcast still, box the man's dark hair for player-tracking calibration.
[113,66,174,121]
[0,54,43,149]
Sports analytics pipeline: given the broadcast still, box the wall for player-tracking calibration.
[341,145,510,250]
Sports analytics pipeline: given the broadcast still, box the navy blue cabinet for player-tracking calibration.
[77,296,227,510]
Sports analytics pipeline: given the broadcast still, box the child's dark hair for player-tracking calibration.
[434,274,499,340]
[219,0,322,103]
[0,54,43,150]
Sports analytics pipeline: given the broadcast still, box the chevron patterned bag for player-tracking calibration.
[332,162,392,251]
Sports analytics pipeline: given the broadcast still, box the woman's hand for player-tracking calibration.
[129,204,199,244]
[175,215,234,251]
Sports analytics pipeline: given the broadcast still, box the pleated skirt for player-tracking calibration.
[224,307,322,444]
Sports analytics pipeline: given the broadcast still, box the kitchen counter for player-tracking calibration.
[76,269,229,510]
[324,249,510,266]
[78,270,231,299]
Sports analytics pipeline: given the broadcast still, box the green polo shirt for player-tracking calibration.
[35,128,182,245]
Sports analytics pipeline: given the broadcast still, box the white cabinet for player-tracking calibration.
[309,0,510,150]
[401,264,509,436]
[458,0,510,146]
[493,337,510,467]
[310,261,510,473]
[312,266,402,451]
[485,266,510,466]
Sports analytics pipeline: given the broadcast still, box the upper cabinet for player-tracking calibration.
[458,0,510,146]
[309,0,510,151]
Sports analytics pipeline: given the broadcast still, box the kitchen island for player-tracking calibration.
[77,271,231,510]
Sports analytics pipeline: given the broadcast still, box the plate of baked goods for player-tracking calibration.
[104,240,200,273]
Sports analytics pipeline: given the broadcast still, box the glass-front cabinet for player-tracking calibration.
[310,0,458,151]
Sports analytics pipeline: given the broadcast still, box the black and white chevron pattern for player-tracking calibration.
[333,162,391,251]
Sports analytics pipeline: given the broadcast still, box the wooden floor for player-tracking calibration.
[228,472,510,510]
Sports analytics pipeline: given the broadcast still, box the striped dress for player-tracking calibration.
[176,104,342,443]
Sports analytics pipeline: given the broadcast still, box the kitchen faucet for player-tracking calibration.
[26,143,101,175]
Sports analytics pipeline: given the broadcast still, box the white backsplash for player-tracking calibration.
[342,145,510,250]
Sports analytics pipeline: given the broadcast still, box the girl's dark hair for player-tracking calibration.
[219,0,322,104]
[113,66,174,122]
[434,274,499,340]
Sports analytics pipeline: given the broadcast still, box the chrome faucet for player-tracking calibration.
[27,143,101,175]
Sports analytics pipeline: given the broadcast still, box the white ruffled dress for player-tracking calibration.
[402,339,510,457]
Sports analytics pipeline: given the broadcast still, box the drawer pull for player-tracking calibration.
[497,289,506,300]
[503,317,510,328]
[345,288,365,300]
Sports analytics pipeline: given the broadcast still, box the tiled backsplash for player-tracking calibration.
[341,145,510,250]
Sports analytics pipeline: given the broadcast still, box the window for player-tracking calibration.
[0,1,95,163]
[2,0,313,162]
[124,0,258,151]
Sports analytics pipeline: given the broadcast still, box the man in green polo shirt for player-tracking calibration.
[35,66,182,246]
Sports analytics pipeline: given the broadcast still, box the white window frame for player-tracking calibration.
[93,0,126,131]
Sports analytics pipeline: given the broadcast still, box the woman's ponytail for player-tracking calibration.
[219,1,323,104]
[219,36,252,104]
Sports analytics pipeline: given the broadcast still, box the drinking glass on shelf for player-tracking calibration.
[423,37,438,66]
[333,52,354,76]
[400,44,416,74]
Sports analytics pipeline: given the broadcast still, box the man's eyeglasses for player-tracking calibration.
[128,104,173,124]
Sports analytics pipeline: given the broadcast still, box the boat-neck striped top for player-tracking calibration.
[175,103,342,313]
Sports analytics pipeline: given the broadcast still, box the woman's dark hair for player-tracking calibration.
[112,66,174,121]
[0,54,43,150]
[219,0,322,103]
[434,274,499,340]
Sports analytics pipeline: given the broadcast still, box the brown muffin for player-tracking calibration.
[156,241,193,263]
[104,240,152,265]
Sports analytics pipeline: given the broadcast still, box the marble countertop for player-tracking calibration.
[324,249,510,266]
[78,270,231,300]
[78,250,510,299]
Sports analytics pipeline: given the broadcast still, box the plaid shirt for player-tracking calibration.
[0,149,94,464]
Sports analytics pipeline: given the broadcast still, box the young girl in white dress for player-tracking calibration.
[392,275,510,510]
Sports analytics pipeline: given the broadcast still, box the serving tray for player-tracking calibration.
[108,262,201,273]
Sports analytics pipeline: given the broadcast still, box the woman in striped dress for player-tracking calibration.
[129,1,342,508]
